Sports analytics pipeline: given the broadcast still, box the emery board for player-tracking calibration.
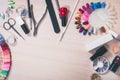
[86,34,113,51]
[45,0,60,33]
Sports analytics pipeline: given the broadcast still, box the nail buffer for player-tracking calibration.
[45,0,60,33]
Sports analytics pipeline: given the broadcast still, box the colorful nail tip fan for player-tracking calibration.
[93,56,110,74]
[74,1,117,36]
[0,34,11,80]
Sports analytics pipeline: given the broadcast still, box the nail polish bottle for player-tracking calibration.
[60,7,67,27]
[109,56,120,72]
[90,46,107,61]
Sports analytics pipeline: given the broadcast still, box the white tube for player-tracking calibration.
[86,34,113,51]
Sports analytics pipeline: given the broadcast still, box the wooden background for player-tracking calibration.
[0,0,120,80]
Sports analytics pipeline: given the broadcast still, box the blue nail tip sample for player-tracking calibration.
[96,2,101,8]
[83,30,88,35]
[93,3,98,10]
[0,35,4,41]
[101,2,106,8]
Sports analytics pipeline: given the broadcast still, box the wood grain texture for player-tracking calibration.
[0,0,120,80]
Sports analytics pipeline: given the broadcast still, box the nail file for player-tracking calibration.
[86,34,113,51]
[45,0,60,33]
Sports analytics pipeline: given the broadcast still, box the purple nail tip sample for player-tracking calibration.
[79,27,84,33]
[82,6,86,11]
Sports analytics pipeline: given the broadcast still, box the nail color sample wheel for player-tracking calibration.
[75,2,117,36]
[0,35,11,80]
[93,56,110,74]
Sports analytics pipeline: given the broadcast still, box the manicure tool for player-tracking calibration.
[31,5,47,36]
[3,18,25,40]
[59,0,79,42]
[45,0,60,33]
[27,0,32,30]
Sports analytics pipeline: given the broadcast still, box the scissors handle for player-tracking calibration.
[3,18,25,40]
[8,18,16,25]
[3,18,16,30]
[3,22,11,30]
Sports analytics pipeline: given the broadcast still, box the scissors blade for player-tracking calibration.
[12,27,25,40]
